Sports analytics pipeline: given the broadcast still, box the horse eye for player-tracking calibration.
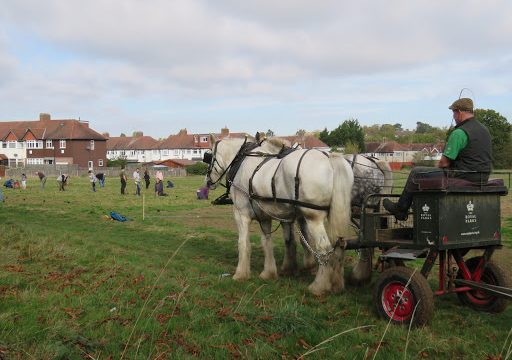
[203,152,212,164]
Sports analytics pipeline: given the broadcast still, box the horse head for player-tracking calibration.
[204,138,247,190]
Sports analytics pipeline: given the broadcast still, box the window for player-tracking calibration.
[1,142,5,148]
[98,159,103,166]
[8,141,16,148]
[162,150,169,156]
[46,140,53,149]
[173,150,179,155]
[60,140,66,149]
[88,161,93,169]
[26,140,42,149]
[200,136,208,143]
[89,140,95,150]
[26,158,44,165]
[130,150,136,156]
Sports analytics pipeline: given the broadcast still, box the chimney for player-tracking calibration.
[221,127,229,137]
[39,113,51,122]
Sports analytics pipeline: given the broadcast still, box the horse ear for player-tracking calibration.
[209,133,217,145]
[255,132,261,142]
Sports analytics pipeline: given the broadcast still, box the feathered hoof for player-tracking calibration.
[308,281,331,297]
[279,266,298,277]
[346,271,372,287]
[232,271,250,281]
[259,270,278,280]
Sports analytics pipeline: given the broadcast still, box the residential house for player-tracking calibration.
[0,113,107,168]
[364,141,444,169]
[107,135,160,163]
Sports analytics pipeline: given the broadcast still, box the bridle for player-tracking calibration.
[204,137,256,190]
[204,139,226,188]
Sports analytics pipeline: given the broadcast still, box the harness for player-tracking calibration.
[207,140,330,211]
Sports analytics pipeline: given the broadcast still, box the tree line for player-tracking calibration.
[315,109,512,169]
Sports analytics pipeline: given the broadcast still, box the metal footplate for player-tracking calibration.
[380,247,430,261]
[454,279,512,300]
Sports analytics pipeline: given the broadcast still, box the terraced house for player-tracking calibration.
[107,127,250,164]
[0,113,107,168]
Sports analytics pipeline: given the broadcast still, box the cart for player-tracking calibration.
[345,177,512,326]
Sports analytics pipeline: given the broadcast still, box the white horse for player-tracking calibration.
[206,137,354,295]
[280,153,393,285]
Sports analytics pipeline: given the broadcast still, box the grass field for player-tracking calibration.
[0,174,511,359]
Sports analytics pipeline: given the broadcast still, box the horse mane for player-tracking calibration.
[260,137,292,153]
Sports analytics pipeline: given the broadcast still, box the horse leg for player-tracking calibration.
[233,210,252,281]
[347,248,374,286]
[297,218,316,272]
[280,222,297,276]
[259,219,278,280]
[303,217,345,296]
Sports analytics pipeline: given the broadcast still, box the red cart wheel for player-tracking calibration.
[456,257,511,313]
[374,266,434,326]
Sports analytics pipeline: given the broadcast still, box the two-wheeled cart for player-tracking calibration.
[345,177,512,326]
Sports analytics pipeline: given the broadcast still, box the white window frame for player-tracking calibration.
[88,161,93,169]
[26,140,37,149]
[60,140,66,149]
[98,159,103,166]
[8,141,16,149]
[46,140,53,149]
[200,136,208,143]
[90,140,95,150]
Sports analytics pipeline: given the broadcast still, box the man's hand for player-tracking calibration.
[438,155,451,168]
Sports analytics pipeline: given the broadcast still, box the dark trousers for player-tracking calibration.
[398,166,444,209]
[145,180,150,189]
[121,179,127,194]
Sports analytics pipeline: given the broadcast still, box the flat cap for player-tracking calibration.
[449,98,473,112]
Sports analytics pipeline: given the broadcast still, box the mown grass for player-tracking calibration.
[0,174,511,359]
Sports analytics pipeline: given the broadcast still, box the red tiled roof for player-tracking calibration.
[107,136,159,150]
[0,118,106,141]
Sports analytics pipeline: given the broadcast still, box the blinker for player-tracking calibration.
[203,152,212,164]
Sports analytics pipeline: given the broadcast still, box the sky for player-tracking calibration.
[0,0,511,138]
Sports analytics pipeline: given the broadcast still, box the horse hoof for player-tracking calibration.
[259,271,278,280]
[346,273,372,287]
[279,267,297,277]
[233,272,250,281]
[308,282,330,297]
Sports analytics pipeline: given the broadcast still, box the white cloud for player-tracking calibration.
[0,0,511,135]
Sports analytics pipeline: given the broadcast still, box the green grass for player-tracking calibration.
[0,175,511,359]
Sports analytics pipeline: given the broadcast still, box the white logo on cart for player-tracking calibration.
[465,201,477,224]
[420,203,431,220]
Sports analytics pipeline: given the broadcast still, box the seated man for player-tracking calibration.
[384,97,492,220]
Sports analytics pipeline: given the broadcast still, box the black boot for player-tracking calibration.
[383,199,408,221]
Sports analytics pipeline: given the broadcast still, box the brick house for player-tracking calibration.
[0,113,107,168]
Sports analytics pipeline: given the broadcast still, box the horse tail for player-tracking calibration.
[375,160,394,193]
[327,153,354,242]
